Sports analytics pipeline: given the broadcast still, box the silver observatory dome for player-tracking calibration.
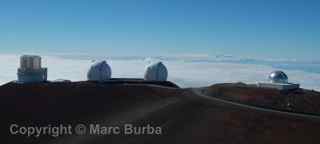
[268,71,288,83]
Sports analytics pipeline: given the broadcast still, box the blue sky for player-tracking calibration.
[0,0,319,60]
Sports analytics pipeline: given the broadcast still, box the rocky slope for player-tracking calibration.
[0,81,319,144]
[201,83,320,115]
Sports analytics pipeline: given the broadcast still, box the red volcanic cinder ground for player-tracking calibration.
[0,81,319,144]
[202,83,320,114]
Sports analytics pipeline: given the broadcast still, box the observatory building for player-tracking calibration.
[144,62,168,81]
[87,60,112,82]
[17,55,48,83]
[257,71,299,90]
[269,71,288,83]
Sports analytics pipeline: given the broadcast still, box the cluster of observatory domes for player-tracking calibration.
[87,60,168,82]
[16,55,169,83]
[16,55,300,91]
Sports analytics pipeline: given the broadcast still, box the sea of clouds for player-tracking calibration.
[0,54,319,91]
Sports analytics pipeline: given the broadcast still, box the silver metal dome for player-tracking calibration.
[268,71,288,83]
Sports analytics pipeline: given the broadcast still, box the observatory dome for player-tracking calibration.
[17,55,47,83]
[268,71,288,83]
[144,62,168,81]
[87,60,111,82]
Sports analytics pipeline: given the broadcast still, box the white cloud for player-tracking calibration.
[0,54,319,91]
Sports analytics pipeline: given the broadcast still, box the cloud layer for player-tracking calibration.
[1,54,319,91]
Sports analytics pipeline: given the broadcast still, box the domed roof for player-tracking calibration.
[144,62,168,81]
[87,60,112,82]
[268,71,288,83]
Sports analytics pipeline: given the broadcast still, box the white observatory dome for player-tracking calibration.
[268,71,288,83]
[144,62,168,81]
[87,60,112,82]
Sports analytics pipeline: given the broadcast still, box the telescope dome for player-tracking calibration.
[87,60,111,82]
[144,62,168,81]
[17,55,47,83]
[268,71,288,83]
